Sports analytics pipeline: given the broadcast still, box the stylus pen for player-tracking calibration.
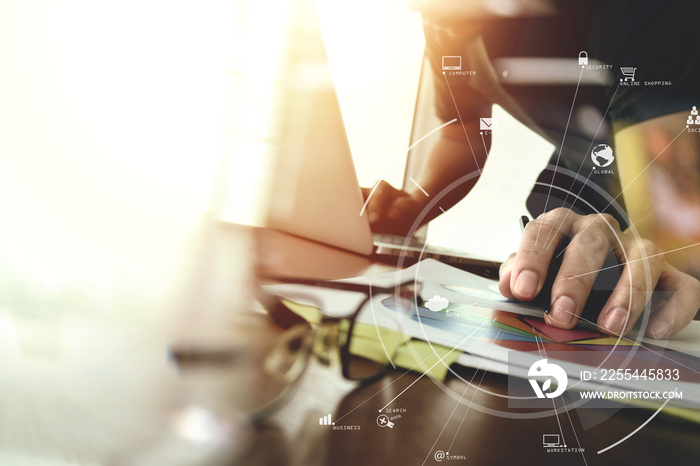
[519,215,530,232]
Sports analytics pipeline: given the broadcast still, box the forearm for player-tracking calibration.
[408,122,489,223]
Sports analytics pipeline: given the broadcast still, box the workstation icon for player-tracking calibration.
[542,433,564,448]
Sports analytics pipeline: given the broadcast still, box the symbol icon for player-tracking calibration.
[376,414,395,428]
[578,51,588,66]
[591,144,614,168]
[528,359,568,399]
[434,450,446,462]
[687,106,698,125]
[426,295,449,312]
[479,117,495,131]
[442,56,461,71]
[620,66,637,82]
[319,414,334,425]
[542,434,564,447]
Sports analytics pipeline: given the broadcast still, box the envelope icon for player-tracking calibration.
[480,117,495,131]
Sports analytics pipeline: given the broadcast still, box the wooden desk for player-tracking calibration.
[5,219,692,465]
[238,226,700,466]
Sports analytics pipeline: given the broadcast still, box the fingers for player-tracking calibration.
[366,181,396,224]
[546,214,621,329]
[364,180,425,235]
[388,195,418,220]
[645,264,700,339]
[502,209,700,339]
[596,238,663,337]
[508,209,574,301]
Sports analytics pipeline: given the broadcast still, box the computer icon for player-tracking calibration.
[442,56,462,71]
[542,434,561,447]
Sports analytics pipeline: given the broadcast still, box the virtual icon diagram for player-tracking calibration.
[528,359,568,399]
[591,144,614,168]
[620,66,637,82]
[479,117,495,131]
[578,51,588,65]
[442,56,462,71]
[426,295,449,312]
[542,434,563,447]
[376,414,395,428]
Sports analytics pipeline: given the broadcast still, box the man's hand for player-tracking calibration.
[498,208,700,339]
[361,181,426,236]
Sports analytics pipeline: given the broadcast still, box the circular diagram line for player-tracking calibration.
[597,394,673,455]
[379,321,487,412]
[332,332,472,424]
[535,65,584,245]
[536,336,568,449]
[567,241,700,279]
[541,81,621,252]
[555,124,687,259]
[368,282,397,369]
[359,118,457,217]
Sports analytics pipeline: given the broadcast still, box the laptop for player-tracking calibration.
[264,6,499,275]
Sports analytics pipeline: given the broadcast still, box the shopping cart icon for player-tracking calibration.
[620,67,637,82]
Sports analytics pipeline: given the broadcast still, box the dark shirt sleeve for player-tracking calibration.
[589,0,700,130]
[423,24,493,124]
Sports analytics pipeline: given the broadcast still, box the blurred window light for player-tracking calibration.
[0,1,237,288]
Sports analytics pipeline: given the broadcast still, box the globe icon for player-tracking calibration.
[591,144,614,168]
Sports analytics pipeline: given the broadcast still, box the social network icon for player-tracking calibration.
[480,118,494,131]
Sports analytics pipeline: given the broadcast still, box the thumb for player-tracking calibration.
[498,253,517,299]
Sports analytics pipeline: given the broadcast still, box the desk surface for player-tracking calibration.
[4,221,697,465]
[241,226,700,466]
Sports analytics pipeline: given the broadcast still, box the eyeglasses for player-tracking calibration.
[252,278,419,418]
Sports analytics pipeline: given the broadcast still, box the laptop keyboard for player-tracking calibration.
[373,233,425,249]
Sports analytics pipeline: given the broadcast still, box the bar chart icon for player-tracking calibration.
[319,414,334,425]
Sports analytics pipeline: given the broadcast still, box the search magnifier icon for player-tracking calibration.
[376,414,395,428]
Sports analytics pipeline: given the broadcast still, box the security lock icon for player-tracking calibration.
[578,51,588,66]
